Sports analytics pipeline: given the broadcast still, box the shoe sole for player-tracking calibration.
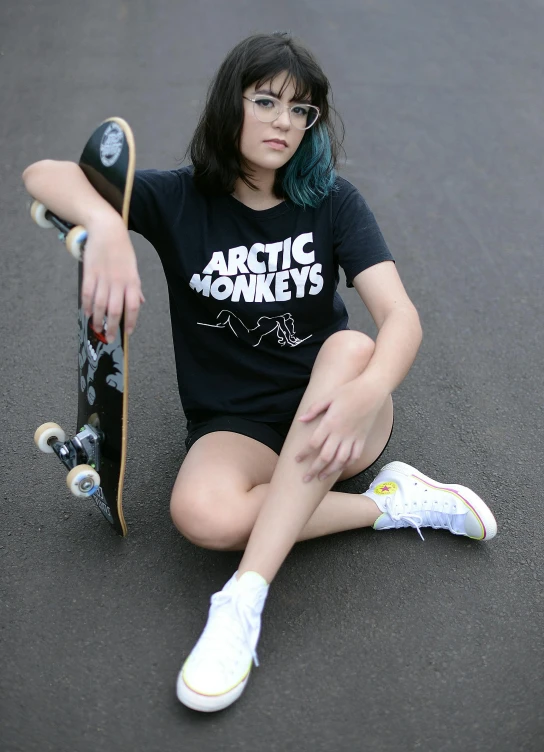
[379,461,498,540]
[176,671,249,712]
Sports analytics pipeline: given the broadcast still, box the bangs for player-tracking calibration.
[242,45,329,109]
[254,72,314,104]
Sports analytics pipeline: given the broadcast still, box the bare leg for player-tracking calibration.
[171,332,392,569]
[235,330,391,583]
[172,417,388,549]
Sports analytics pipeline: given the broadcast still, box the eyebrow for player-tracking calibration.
[254,88,312,104]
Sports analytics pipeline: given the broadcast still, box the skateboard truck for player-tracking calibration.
[34,422,103,498]
[30,200,88,260]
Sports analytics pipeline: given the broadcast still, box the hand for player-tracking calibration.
[295,380,386,482]
[81,215,145,342]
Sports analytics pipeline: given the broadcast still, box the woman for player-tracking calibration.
[23,32,497,713]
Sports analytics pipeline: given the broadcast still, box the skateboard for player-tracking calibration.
[31,117,136,536]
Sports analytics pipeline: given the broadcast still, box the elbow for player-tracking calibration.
[410,304,423,343]
[22,159,47,179]
[399,303,423,346]
[415,311,423,349]
[22,160,49,191]
[22,164,34,189]
[22,159,67,192]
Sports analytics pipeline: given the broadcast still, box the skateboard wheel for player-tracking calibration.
[67,465,101,498]
[30,200,54,229]
[65,226,87,261]
[34,422,66,453]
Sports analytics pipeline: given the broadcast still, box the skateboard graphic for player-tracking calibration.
[31,117,136,536]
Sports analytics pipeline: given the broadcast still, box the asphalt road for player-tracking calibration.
[2,1,543,750]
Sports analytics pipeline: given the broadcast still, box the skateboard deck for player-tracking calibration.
[31,117,136,536]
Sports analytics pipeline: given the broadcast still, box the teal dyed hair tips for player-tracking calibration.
[282,124,336,209]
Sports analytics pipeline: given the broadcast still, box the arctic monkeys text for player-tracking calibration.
[189,232,324,303]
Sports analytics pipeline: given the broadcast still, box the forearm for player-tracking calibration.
[22,160,125,231]
[23,159,142,338]
[357,305,423,398]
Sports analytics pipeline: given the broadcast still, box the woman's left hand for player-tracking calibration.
[294,380,386,482]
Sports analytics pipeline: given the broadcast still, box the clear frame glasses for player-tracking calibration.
[243,95,320,131]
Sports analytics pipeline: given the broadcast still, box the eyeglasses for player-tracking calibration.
[243,95,320,131]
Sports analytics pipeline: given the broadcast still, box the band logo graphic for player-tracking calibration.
[189,232,323,304]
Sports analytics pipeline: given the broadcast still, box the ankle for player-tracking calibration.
[235,570,269,587]
[361,495,382,525]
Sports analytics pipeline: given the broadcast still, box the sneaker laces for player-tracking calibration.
[199,588,264,670]
[381,492,462,541]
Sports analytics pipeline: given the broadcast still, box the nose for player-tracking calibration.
[274,108,291,129]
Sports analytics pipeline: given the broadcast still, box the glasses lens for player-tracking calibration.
[252,96,280,122]
[290,104,319,130]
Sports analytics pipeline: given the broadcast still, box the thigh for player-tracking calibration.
[172,430,278,513]
[171,431,279,548]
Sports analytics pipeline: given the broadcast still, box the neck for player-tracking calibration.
[232,170,283,210]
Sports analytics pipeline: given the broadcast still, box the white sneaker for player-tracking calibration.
[176,571,269,712]
[365,461,497,541]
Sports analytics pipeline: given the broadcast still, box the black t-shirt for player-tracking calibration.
[129,167,393,422]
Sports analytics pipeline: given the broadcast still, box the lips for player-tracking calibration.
[264,139,288,149]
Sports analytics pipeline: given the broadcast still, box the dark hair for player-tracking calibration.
[186,32,344,208]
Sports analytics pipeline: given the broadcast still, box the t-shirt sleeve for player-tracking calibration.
[332,178,394,287]
[128,169,183,246]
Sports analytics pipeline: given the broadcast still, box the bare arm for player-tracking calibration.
[22,160,144,339]
[352,260,423,397]
[23,160,124,228]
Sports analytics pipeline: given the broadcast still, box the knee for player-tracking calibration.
[317,330,375,368]
[170,485,246,550]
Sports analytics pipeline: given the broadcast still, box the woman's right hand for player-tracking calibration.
[81,215,145,343]
[22,160,144,343]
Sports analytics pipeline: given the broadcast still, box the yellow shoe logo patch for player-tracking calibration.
[374,481,398,495]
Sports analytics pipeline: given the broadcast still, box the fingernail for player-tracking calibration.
[303,475,311,483]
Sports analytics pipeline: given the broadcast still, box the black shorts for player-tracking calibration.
[185,413,394,468]
[185,415,293,456]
